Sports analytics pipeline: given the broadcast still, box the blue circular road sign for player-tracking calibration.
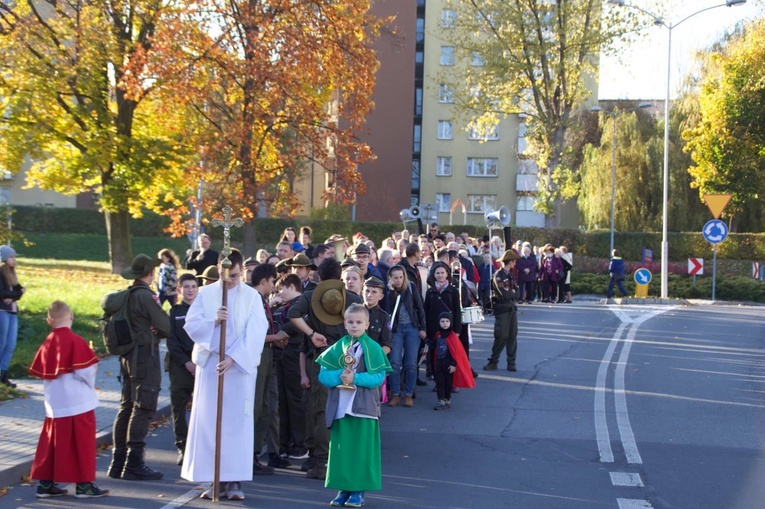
[702,219,729,244]
[634,268,652,285]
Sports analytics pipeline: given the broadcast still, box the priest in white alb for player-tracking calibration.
[181,249,266,501]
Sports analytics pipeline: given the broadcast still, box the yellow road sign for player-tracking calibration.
[703,194,732,219]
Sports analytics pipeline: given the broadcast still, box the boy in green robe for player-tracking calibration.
[317,304,392,508]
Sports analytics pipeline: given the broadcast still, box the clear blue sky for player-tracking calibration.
[599,0,763,100]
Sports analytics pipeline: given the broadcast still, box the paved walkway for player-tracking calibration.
[0,346,171,487]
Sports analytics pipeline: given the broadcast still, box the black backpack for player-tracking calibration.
[100,286,139,355]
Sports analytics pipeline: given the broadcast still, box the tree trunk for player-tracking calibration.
[243,222,257,258]
[105,209,132,274]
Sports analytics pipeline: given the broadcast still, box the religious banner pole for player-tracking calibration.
[210,205,244,502]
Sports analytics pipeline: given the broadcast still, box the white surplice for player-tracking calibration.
[181,280,266,482]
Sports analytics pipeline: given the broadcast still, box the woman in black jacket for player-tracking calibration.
[0,245,24,388]
[385,265,426,408]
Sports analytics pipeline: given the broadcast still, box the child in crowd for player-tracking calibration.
[432,312,474,411]
[28,300,109,498]
[317,304,392,508]
[362,277,392,354]
[157,248,180,306]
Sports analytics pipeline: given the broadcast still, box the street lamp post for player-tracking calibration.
[590,102,652,256]
[608,0,747,299]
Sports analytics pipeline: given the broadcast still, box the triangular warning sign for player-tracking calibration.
[704,194,732,219]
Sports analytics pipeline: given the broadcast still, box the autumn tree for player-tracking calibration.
[0,0,192,272]
[438,0,644,226]
[166,0,383,254]
[683,19,765,232]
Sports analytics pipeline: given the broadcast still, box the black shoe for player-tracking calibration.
[176,449,184,466]
[36,482,68,498]
[300,456,316,472]
[107,452,126,479]
[416,377,428,386]
[472,369,479,379]
[75,482,109,498]
[253,458,274,475]
[121,463,163,480]
[507,364,517,372]
[0,371,16,388]
[483,362,498,371]
[306,463,327,480]
[268,453,291,469]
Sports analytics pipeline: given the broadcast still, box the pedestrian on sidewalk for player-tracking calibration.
[108,254,171,481]
[317,304,392,508]
[166,274,199,466]
[607,249,629,299]
[181,249,267,501]
[28,300,109,499]
[0,245,24,388]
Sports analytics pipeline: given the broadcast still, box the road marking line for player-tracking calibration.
[595,321,628,463]
[617,498,654,509]
[615,321,644,464]
[610,472,644,487]
[159,483,209,509]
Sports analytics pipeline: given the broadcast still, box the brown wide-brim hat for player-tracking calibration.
[120,254,162,280]
[201,265,220,282]
[500,249,521,264]
[311,279,346,326]
[286,253,317,270]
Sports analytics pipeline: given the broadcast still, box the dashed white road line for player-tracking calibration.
[159,483,208,509]
[617,498,654,509]
[610,472,644,487]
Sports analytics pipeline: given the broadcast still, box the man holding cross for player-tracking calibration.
[181,247,267,500]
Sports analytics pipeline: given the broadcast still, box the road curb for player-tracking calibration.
[0,403,173,488]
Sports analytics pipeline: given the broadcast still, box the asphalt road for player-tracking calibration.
[1,302,763,509]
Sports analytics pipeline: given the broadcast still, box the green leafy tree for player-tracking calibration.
[439,0,644,225]
[684,19,765,232]
[0,0,191,272]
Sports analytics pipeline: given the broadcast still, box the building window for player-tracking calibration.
[436,193,451,212]
[416,51,424,64]
[412,160,421,192]
[468,124,499,141]
[437,121,453,140]
[436,157,452,176]
[467,157,498,177]
[441,9,456,28]
[468,194,497,213]
[440,46,455,66]
[517,195,537,211]
[413,125,421,153]
[471,51,485,66]
[415,88,422,115]
[438,84,453,103]
[416,18,425,43]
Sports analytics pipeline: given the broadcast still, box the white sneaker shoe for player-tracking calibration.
[200,484,226,500]
[226,482,245,500]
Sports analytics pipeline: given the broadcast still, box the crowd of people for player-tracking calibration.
[24,221,575,505]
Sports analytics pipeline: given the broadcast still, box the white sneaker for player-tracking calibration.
[200,484,226,500]
[227,482,245,500]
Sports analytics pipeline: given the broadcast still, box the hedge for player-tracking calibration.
[10,206,765,262]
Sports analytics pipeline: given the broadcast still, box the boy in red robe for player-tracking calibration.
[432,312,475,410]
[28,300,109,498]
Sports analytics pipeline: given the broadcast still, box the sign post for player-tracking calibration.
[688,258,703,286]
[702,219,729,301]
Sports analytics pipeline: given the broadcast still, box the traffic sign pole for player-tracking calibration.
[712,244,717,301]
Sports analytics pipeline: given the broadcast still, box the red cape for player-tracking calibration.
[440,331,476,389]
[29,328,98,380]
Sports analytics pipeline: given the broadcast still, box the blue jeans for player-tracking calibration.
[0,311,18,371]
[389,323,421,397]
[607,278,628,298]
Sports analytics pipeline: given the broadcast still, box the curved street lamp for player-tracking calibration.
[608,0,747,298]
[590,102,653,256]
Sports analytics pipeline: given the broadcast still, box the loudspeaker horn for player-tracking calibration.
[399,209,411,221]
[408,205,422,218]
[484,206,511,227]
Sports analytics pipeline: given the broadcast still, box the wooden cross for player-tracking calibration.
[211,205,244,260]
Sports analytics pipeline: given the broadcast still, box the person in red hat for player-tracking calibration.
[29,300,109,498]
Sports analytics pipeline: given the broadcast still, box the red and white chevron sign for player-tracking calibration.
[688,258,703,276]
[754,262,760,279]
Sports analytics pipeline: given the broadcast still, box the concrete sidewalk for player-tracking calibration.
[0,347,171,488]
